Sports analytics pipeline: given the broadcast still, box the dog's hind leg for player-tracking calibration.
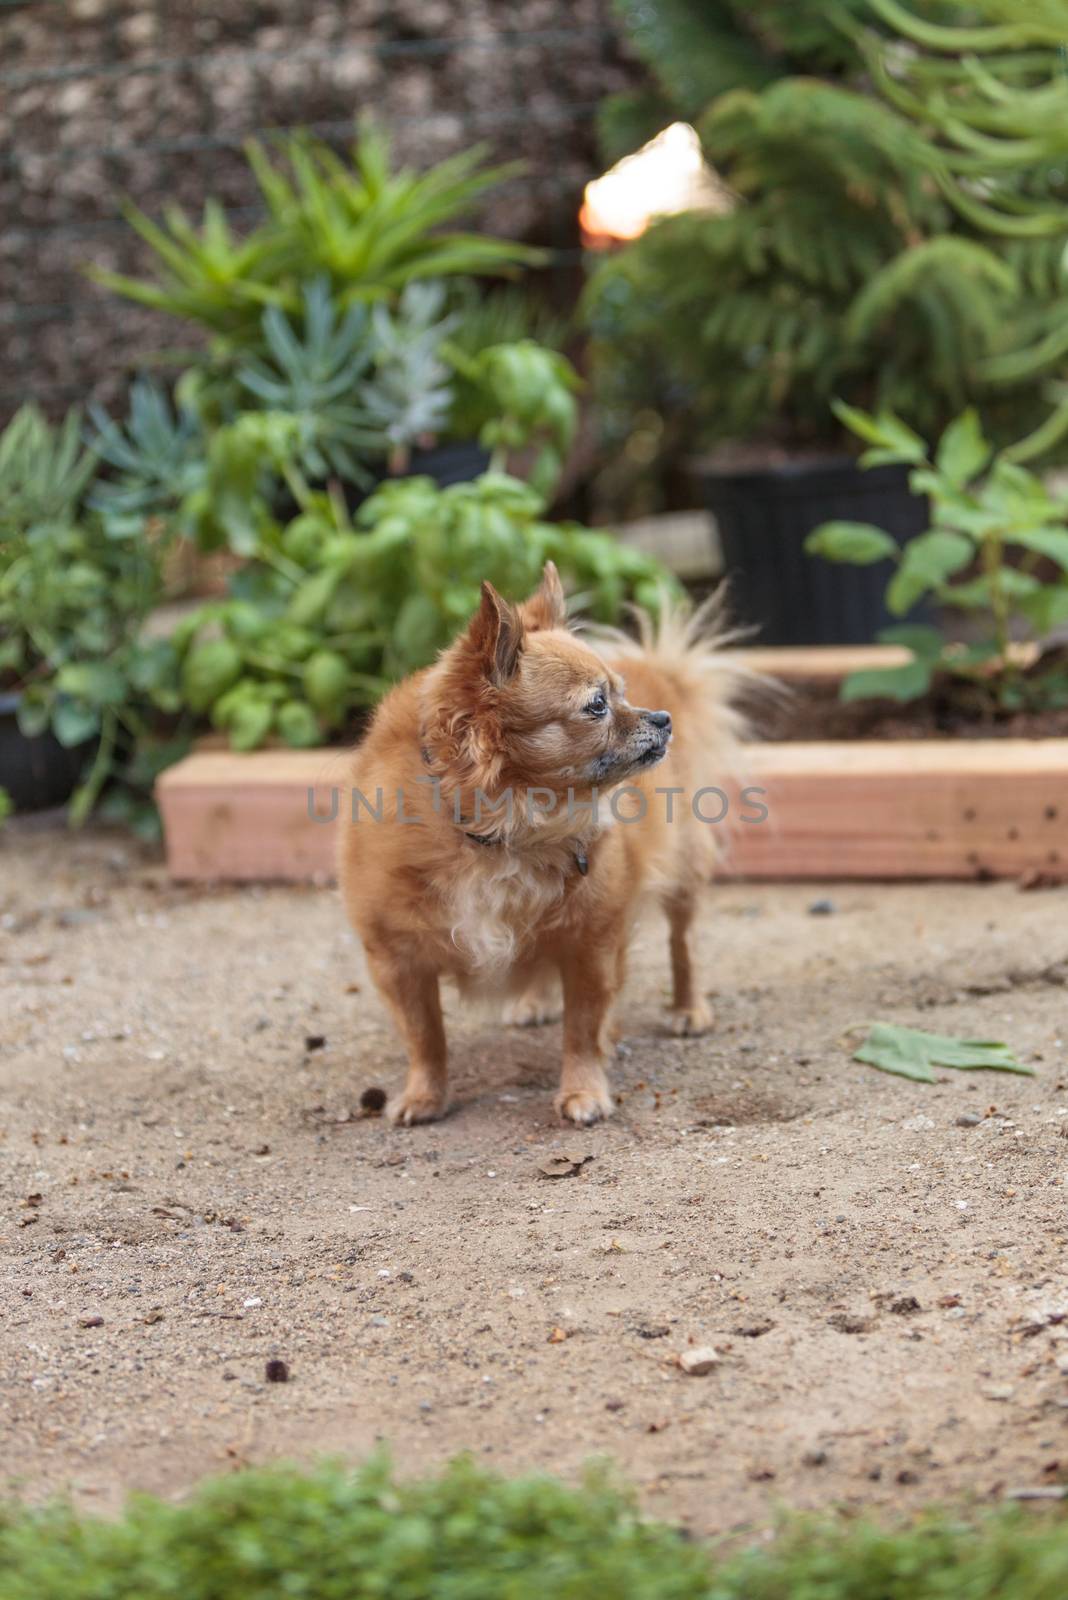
[663,889,714,1036]
[503,967,561,1027]
[608,939,629,1053]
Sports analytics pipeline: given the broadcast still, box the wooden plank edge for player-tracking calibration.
[156,742,1068,884]
[736,641,1037,680]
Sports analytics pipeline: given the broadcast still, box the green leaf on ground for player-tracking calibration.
[852,1022,1034,1083]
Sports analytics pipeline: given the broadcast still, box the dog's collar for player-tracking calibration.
[419,742,588,876]
[462,828,588,876]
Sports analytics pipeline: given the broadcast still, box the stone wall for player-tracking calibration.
[0,0,639,419]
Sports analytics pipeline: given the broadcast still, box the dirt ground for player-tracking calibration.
[2,820,1068,1537]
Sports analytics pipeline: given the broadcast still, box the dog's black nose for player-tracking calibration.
[645,709,671,731]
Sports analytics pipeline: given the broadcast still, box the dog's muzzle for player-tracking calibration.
[635,708,672,767]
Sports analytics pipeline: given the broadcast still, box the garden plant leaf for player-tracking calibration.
[853,1022,1033,1083]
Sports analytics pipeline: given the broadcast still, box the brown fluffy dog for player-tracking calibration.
[339,562,745,1126]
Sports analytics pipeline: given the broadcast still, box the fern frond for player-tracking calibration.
[846,238,1017,346]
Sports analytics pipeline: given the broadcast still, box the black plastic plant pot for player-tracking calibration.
[347,440,491,514]
[700,456,928,646]
[404,440,491,488]
[0,691,91,812]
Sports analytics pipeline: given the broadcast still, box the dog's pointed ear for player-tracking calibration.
[469,581,524,685]
[521,559,567,632]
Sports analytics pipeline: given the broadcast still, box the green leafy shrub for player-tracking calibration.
[177,470,676,750]
[1,1455,1066,1600]
[357,281,458,471]
[90,123,539,345]
[87,123,578,535]
[0,405,97,533]
[451,340,580,498]
[1,129,636,826]
[717,1506,1068,1600]
[231,278,386,484]
[598,0,869,163]
[88,279,580,558]
[805,403,1068,709]
[87,378,207,538]
[0,406,188,830]
[89,287,581,559]
[586,0,1068,459]
[0,1457,710,1600]
[0,151,621,823]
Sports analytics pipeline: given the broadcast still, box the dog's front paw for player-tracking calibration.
[503,992,561,1028]
[388,1087,447,1126]
[668,1001,715,1037]
[554,1086,615,1126]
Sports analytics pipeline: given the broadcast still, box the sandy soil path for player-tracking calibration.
[2,822,1067,1533]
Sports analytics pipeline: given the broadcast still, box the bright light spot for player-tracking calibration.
[580,122,729,248]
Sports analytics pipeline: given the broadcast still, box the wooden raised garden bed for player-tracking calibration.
[156,646,1068,885]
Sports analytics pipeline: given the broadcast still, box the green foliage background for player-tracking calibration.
[588,0,1068,457]
[806,401,1068,708]
[0,127,676,826]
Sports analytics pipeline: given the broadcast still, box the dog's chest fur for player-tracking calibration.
[443,842,578,974]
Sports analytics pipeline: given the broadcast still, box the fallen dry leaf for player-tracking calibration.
[537,1152,593,1179]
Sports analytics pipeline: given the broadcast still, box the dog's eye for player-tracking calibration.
[585,690,609,718]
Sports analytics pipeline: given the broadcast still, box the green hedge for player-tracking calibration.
[0,1456,1064,1600]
